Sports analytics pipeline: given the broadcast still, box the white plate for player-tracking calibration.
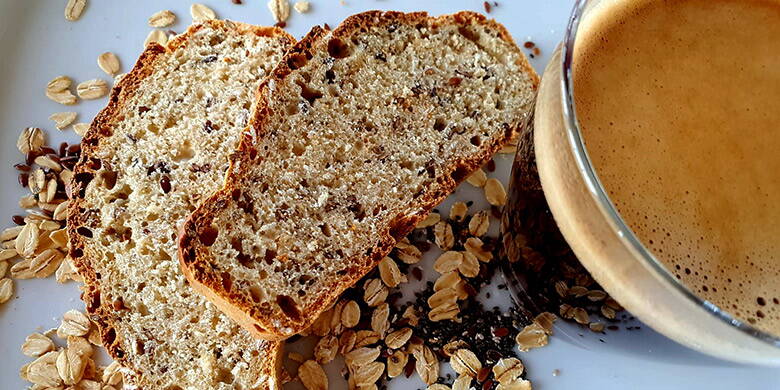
[0,1,777,389]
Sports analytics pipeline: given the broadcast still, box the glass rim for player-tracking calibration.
[559,0,780,348]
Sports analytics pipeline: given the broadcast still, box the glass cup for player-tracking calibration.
[502,0,780,365]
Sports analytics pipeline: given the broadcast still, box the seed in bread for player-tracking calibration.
[178,11,539,340]
[67,21,294,389]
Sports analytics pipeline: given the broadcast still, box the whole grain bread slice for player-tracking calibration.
[67,20,293,389]
[178,11,539,340]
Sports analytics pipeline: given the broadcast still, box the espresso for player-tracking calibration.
[573,0,780,335]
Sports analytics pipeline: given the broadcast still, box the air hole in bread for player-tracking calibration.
[77,227,93,238]
[470,135,481,146]
[297,81,323,105]
[285,102,299,115]
[249,286,265,303]
[221,272,233,291]
[147,123,161,135]
[287,53,308,70]
[216,368,234,385]
[100,171,118,190]
[275,294,301,321]
[433,118,447,131]
[327,37,352,59]
[292,142,306,157]
[458,26,480,43]
[174,142,195,162]
[198,225,219,246]
[450,165,470,183]
[320,224,332,237]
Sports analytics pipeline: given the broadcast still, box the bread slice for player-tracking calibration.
[67,21,293,389]
[178,11,539,340]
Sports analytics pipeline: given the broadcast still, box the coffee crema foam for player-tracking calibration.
[573,0,780,335]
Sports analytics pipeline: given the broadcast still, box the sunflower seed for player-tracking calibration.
[468,210,490,237]
[314,335,338,364]
[76,79,109,100]
[385,327,412,349]
[484,178,507,206]
[97,52,120,76]
[450,348,481,377]
[0,278,13,303]
[416,212,440,229]
[58,310,90,338]
[268,0,291,23]
[64,0,86,21]
[190,3,216,21]
[17,127,45,154]
[148,10,176,28]
[465,168,487,187]
[49,112,77,130]
[434,221,454,250]
[434,251,462,273]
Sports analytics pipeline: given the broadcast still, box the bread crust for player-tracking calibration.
[178,11,539,340]
[68,20,292,388]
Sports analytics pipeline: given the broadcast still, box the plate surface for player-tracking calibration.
[0,1,777,389]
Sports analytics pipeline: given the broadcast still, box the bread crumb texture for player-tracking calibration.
[180,11,538,338]
[68,21,292,389]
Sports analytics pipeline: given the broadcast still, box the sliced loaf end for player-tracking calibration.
[179,11,539,340]
[68,20,293,389]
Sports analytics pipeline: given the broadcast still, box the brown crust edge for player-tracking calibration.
[178,10,540,340]
[67,20,293,389]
